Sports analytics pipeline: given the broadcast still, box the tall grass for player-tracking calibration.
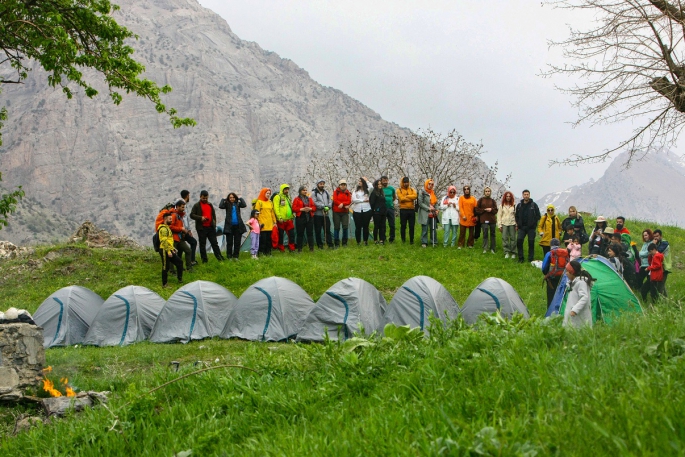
[0,220,682,455]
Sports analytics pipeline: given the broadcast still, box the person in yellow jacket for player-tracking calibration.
[397,177,418,244]
[538,204,563,256]
[255,188,277,256]
[457,185,477,248]
[158,211,183,288]
[273,183,296,252]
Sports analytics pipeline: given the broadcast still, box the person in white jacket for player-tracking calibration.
[440,186,460,247]
[351,178,372,245]
[563,260,594,328]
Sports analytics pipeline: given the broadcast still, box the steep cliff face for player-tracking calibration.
[540,151,685,227]
[0,0,404,243]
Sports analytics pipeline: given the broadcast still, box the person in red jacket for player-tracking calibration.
[332,179,352,247]
[646,243,665,301]
[292,186,317,252]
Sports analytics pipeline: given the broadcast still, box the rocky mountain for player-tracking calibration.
[540,150,685,227]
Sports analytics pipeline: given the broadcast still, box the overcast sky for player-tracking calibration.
[198,0,662,197]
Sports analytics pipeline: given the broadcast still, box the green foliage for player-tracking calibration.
[0,223,682,454]
[0,0,195,131]
[0,171,23,228]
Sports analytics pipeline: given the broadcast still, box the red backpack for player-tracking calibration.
[546,248,569,278]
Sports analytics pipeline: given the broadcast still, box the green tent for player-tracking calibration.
[559,257,642,325]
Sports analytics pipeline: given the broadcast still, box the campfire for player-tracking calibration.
[41,367,76,398]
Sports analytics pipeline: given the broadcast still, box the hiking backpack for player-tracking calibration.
[152,229,161,253]
[545,249,569,278]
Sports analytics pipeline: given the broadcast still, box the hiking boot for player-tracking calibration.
[491,250,495,254]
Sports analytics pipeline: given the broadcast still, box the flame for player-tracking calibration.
[65,387,76,397]
[42,366,53,373]
[60,377,68,385]
[42,378,62,397]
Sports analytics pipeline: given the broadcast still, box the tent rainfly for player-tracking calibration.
[550,257,642,324]
[221,276,315,342]
[33,286,104,348]
[460,277,529,324]
[84,286,165,347]
[297,277,387,342]
[382,276,459,333]
[149,281,237,343]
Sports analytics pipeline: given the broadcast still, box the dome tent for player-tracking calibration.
[33,286,104,348]
[460,277,529,324]
[382,276,459,333]
[84,286,165,347]
[221,276,315,342]
[549,257,642,324]
[297,278,387,342]
[149,281,237,343]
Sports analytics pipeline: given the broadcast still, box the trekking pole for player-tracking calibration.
[324,210,330,248]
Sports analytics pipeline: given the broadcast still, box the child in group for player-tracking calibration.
[562,226,575,247]
[247,210,262,260]
[567,236,582,261]
[607,243,624,277]
[646,243,665,300]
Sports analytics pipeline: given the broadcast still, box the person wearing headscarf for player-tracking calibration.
[538,204,562,256]
[498,191,516,259]
[254,188,277,256]
[440,186,459,247]
[417,179,438,247]
[457,185,477,248]
[292,186,317,252]
[475,187,498,254]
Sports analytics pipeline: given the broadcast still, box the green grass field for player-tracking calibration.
[0,220,682,456]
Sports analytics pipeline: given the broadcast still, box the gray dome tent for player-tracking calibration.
[84,286,165,347]
[297,278,387,342]
[221,276,315,342]
[149,281,237,343]
[33,286,104,348]
[460,277,529,324]
[382,276,459,333]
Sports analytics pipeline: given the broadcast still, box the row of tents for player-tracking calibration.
[32,276,529,348]
[32,257,642,349]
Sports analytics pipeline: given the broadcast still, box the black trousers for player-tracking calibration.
[197,226,223,262]
[399,209,416,243]
[542,245,551,256]
[259,230,272,255]
[517,228,536,261]
[186,234,197,262]
[314,214,333,248]
[160,251,183,285]
[373,213,387,242]
[386,208,396,242]
[174,240,192,269]
[296,215,315,250]
[353,211,372,243]
[224,225,242,259]
[546,276,560,307]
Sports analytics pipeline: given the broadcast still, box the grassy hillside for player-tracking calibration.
[0,221,682,456]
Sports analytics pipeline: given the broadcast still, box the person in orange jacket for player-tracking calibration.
[457,185,477,248]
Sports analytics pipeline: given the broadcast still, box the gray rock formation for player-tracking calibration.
[540,150,685,227]
[0,0,499,245]
[0,323,45,401]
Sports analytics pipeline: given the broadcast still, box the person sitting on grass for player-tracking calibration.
[158,211,183,288]
[563,260,594,329]
[606,243,624,278]
[645,243,666,301]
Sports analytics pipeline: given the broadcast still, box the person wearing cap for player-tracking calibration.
[515,189,542,263]
[292,186,317,252]
[397,177,418,244]
[311,179,333,249]
[158,211,183,288]
[172,199,194,273]
[589,216,608,255]
[219,192,247,260]
[596,226,614,257]
[332,179,352,247]
[563,260,594,328]
[381,176,397,243]
[190,190,224,263]
[273,184,296,252]
[538,204,562,256]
